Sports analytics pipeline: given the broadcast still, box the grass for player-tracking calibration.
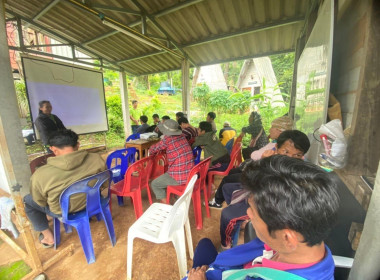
[0,261,31,280]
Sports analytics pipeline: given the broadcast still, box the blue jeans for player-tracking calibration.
[23,194,61,232]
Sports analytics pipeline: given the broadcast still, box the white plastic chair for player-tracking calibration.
[127,175,197,280]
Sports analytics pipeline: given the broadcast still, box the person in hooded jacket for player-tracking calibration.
[23,129,106,248]
[34,100,65,152]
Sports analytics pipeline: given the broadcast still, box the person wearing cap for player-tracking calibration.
[149,119,194,203]
[219,121,236,146]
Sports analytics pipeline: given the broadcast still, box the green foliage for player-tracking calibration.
[14,81,30,119]
[106,94,124,136]
[193,83,211,110]
[270,53,295,97]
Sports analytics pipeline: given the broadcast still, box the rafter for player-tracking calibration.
[33,0,60,21]
[130,0,196,66]
[90,4,140,15]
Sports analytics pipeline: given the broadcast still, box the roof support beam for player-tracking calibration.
[81,0,203,46]
[33,0,61,21]
[24,43,69,48]
[130,0,196,66]
[6,9,123,71]
[90,4,140,15]
[183,17,305,48]
[117,50,164,63]
[115,18,302,63]
[196,49,296,67]
[8,46,122,72]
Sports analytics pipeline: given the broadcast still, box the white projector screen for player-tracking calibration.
[22,56,108,136]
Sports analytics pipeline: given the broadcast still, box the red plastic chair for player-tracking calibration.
[207,143,242,197]
[166,157,212,230]
[110,156,154,219]
[150,151,168,180]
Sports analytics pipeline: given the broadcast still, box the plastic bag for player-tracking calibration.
[318,119,347,169]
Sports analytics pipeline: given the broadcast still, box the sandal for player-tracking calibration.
[38,233,54,248]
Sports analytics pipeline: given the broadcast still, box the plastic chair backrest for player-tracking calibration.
[120,156,153,194]
[228,142,242,169]
[159,175,197,239]
[192,146,202,165]
[126,133,140,142]
[225,138,235,154]
[30,153,55,174]
[106,148,138,183]
[59,170,111,220]
[150,151,168,180]
[197,157,212,189]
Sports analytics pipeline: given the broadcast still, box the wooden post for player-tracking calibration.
[119,71,131,138]
[348,160,380,279]
[181,59,190,119]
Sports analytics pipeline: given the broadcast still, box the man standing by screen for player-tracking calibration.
[130,100,140,134]
[34,100,65,153]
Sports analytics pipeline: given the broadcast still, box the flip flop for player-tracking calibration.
[38,233,54,249]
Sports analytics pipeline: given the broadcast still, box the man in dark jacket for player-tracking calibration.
[34,100,65,152]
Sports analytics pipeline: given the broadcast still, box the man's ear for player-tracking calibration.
[279,229,300,251]
[49,146,59,156]
[75,142,80,150]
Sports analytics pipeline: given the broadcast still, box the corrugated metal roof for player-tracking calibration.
[5,0,307,75]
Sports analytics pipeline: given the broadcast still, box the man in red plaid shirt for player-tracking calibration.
[149,119,194,203]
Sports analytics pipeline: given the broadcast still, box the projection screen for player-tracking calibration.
[22,55,108,136]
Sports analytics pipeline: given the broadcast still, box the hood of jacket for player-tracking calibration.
[46,150,88,171]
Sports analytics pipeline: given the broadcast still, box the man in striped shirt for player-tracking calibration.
[149,119,194,203]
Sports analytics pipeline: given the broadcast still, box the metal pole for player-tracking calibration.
[348,161,380,280]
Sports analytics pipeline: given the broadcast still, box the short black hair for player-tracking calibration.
[277,130,310,154]
[132,100,138,104]
[162,115,170,120]
[199,121,212,132]
[176,112,185,118]
[48,129,79,148]
[178,117,189,125]
[207,112,216,120]
[39,100,50,108]
[242,155,339,246]
[140,115,148,123]
[152,114,159,119]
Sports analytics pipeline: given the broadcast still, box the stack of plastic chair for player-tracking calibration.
[150,151,168,180]
[126,133,140,142]
[106,148,138,184]
[166,157,212,229]
[207,142,242,197]
[192,146,202,165]
[53,170,116,264]
[110,156,154,219]
[127,175,197,280]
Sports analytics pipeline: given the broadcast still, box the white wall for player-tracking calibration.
[0,156,10,193]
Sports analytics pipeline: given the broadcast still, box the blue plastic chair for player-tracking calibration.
[193,146,202,165]
[53,170,116,264]
[106,148,138,184]
[126,133,140,142]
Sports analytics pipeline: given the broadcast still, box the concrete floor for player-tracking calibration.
[37,191,223,280]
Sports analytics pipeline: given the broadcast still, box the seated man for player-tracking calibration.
[219,121,236,146]
[23,129,106,247]
[178,117,198,145]
[219,130,310,250]
[186,155,339,280]
[176,111,185,121]
[149,119,194,203]
[192,122,230,171]
[136,115,150,134]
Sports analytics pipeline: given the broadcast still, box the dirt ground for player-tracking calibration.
[0,168,228,280]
